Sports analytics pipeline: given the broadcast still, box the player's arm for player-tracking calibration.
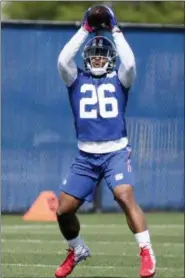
[112,27,136,89]
[57,10,93,87]
[106,7,136,89]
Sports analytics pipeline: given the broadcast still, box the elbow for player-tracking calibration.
[57,41,72,68]
[126,57,136,78]
[57,51,69,79]
[129,64,136,79]
[58,51,66,70]
[127,54,136,71]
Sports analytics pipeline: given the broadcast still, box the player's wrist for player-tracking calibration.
[81,26,90,34]
[82,8,94,33]
[111,26,121,33]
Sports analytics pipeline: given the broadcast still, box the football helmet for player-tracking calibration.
[82,36,117,76]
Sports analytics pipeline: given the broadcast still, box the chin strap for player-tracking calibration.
[87,62,109,76]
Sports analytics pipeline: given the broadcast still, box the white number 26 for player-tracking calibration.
[80,84,118,119]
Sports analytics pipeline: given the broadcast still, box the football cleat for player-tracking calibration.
[55,245,91,278]
[139,246,156,278]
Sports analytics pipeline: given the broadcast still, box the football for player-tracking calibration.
[87,5,110,31]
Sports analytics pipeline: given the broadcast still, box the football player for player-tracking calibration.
[55,5,156,278]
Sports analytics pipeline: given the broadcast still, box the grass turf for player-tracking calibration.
[1,213,184,277]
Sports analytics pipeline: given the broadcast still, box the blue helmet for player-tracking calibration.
[82,36,117,76]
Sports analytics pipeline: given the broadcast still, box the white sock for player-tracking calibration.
[135,230,152,248]
[68,235,84,249]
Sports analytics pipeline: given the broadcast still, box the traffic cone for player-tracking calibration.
[22,191,58,222]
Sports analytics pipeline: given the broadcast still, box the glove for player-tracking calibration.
[104,6,118,30]
[82,8,93,33]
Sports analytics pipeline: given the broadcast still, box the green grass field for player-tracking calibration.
[1,213,184,278]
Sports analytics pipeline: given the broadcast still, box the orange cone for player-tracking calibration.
[22,191,58,222]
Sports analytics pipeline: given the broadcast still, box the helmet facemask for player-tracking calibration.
[83,37,117,76]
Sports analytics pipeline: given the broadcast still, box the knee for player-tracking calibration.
[56,193,76,225]
[57,192,82,215]
[57,194,69,215]
[114,185,135,207]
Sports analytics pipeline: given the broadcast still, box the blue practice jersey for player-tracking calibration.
[68,69,129,142]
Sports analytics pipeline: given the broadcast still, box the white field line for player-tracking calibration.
[2,249,183,258]
[1,238,183,246]
[2,229,183,236]
[2,224,184,230]
[1,263,184,271]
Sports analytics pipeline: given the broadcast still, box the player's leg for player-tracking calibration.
[55,190,91,278]
[114,185,156,278]
[55,152,99,278]
[56,191,83,245]
[114,184,148,233]
[55,177,94,278]
[104,147,156,278]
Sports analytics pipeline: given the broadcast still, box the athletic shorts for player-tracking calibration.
[59,145,134,202]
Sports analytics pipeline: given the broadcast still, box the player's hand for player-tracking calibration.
[82,8,94,33]
[105,6,118,30]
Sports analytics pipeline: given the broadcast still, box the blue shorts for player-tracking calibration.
[59,145,134,202]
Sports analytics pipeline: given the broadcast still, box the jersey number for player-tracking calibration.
[80,84,118,119]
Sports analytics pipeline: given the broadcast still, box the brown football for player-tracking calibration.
[87,5,110,30]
